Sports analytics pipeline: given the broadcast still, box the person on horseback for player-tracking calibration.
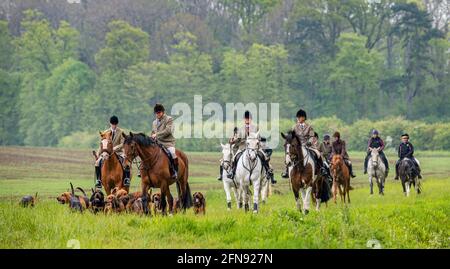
[319,134,332,162]
[364,129,389,176]
[217,127,239,181]
[227,111,276,184]
[394,133,422,180]
[331,131,356,178]
[94,115,130,188]
[151,103,178,179]
[281,109,328,178]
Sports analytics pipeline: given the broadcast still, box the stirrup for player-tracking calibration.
[123,178,131,187]
[95,179,102,188]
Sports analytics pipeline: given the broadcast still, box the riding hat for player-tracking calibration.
[110,115,119,125]
[333,131,341,138]
[323,134,330,140]
[372,129,379,135]
[154,103,165,113]
[296,109,307,119]
[401,133,409,139]
[244,110,252,119]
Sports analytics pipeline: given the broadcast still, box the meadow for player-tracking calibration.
[0,147,449,248]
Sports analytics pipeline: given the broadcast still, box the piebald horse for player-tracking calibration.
[122,132,192,215]
[282,131,324,215]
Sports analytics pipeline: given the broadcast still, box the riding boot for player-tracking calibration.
[95,166,102,188]
[394,161,399,180]
[265,163,276,184]
[123,167,131,187]
[363,154,369,174]
[281,166,289,178]
[349,163,356,178]
[416,165,423,179]
[172,158,179,179]
[217,165,223,181]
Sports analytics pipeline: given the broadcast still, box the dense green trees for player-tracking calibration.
[0,1,449,150]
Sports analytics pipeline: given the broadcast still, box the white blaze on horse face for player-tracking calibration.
[285,144,291,164]
[101,139,108,150]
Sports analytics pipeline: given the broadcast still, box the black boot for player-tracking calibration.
[123,168,131,187]
[95,166,102,188]
[364,155,369,174]
[217,165,223,181]
[267,168,276,184]
[172,158,179,179]
[349,163,356,178]
[281,166,289,178]
[394,162,399,180]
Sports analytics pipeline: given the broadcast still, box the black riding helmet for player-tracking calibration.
[296,109,307,120]
[154,103,165,113]
[244,110,252,119]
[110,115,119,125]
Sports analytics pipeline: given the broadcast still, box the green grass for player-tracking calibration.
[0,146,449,249]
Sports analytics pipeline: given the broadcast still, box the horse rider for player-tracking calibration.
[151,103,178,179]
[281,109,328,178]
[364,129,389,176]
[319,134,332,162]
[217,127,239,181]
[94,115,130,189]
[331,131,356,178]
[394,133,422,180]
[227,111,276,184]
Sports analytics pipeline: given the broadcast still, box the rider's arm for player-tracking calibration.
[407,143,414,158]
[156,117,174,139]
[379,138,385,151]
[113,132,124,152]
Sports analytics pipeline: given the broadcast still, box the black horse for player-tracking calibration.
[398,158,421,196]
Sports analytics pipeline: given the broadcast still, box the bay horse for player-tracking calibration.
[281,131,324,214]
[367,148,386,195]
[330,154,351,204]
[95,130,127,195]
[398,158,421,196]
[122,132,192,215]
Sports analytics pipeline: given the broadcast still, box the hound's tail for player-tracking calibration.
[70,182,75,195]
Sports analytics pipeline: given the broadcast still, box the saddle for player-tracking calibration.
[155,141,176,172]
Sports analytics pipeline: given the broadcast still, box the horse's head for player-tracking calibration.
[220,143,233,170]
[122,132,138,169]
[246,132,260,161]
[370,147,380,167]
[99,130,113,160]
[281,131,300,164]
[330,154,343,177]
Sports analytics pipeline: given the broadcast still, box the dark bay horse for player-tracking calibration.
[95,130,127,195]
[281,131,326,214]
[122,132,192,215]
[398,158,421,196]
[330,154,351,204]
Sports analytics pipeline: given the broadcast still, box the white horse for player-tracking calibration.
[367,147,386,195]
[220,143,242,210]
[235,132,264,213]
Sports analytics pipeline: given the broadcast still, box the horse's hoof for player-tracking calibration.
[169,213,173,217]
[304,210,309,215]
[253,210,258,214]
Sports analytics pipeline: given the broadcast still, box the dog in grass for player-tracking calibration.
[89,188,105,213]
[20,192,38,208]
[193,192,206,215]
[57,182,90,212]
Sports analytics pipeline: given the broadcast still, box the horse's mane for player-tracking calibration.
[125,133,157,147]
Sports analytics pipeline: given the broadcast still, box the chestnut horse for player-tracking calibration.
[95,131,127,195]
[281,131,325,214]
[122,132,192,215]
[330,154,351,204]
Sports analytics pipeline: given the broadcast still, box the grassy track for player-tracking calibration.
[0,147,449,248]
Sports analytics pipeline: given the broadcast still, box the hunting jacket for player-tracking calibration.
[152,114,175,147]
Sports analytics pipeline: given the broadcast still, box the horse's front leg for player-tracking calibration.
[369,175,373,195]
[252,178,260,214]
[141,183,150,216]
[332,181,338,204]
[223,180,232,210]
[293,186,301,212]
[166,187,174,216]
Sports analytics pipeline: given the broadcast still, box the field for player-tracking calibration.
[0,146,449,249]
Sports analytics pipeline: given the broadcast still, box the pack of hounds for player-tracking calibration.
[20,182,206,216]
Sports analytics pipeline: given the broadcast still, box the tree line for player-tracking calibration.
[0,0,449,149]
